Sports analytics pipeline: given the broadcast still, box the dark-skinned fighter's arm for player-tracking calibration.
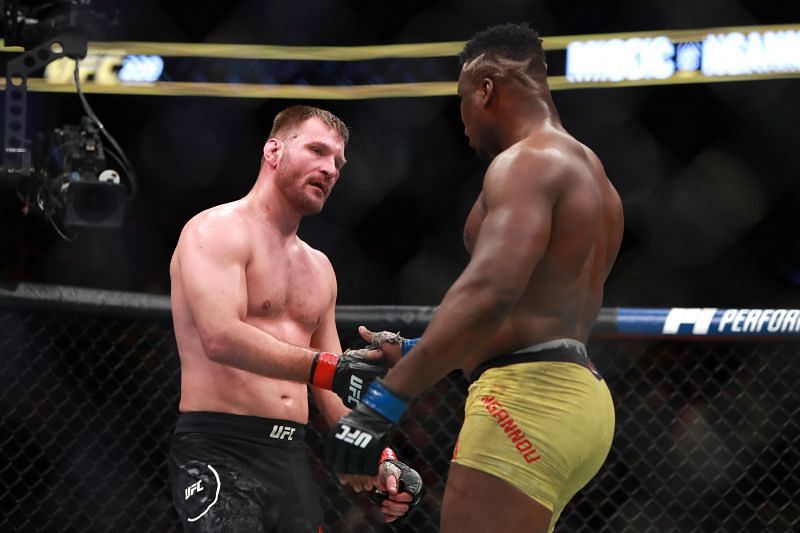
[326,149,562,474]
[308,256,423,516]
[385,150,559,395]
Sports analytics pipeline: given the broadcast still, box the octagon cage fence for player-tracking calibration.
[1,283,798,532]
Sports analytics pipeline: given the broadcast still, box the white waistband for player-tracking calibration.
[512,338,587,357]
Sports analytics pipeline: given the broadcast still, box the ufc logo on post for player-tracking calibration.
[334,424,373,448]
[348,375,363,404]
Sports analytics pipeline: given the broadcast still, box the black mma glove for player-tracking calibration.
[309,351,387,408]
[372,448,423,508]
[326,401,391,474]
[326,378,410,475]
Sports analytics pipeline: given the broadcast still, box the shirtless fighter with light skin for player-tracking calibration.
[168,106,420,532]
[329,23,623,532]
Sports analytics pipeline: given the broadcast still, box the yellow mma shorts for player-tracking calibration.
[452,339,615,532]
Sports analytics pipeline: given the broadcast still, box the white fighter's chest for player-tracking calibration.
[245,250,329,329]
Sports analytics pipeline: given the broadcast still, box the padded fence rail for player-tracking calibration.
[1,283,798,532]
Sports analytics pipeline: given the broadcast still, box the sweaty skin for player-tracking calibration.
[170,117,347,425]
[171,117,379,495]
[383,72,624,397]
[171,206,339,422]
[170,116,415,511]
[378,54,624,533]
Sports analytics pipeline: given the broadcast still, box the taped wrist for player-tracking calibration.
[401,337,419,356]
[373,448,424,508]
[309,351,338,389]
[362,378,409,423]
[379,447,398,463]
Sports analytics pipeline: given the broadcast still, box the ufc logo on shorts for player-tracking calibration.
[348,375,364,404]
[269,425,296,440]
[184,480,204,500]
[334,424,373,448]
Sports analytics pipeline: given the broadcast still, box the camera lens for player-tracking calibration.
[72,183,119,221]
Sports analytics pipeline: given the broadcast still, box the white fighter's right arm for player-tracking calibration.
[175,212,316,382]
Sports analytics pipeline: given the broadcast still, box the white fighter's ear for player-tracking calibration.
[263,138,282,167]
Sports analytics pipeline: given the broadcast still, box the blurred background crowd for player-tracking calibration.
[2,0,799,307]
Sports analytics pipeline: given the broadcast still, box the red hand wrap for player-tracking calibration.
[379,447,397,464]
[310,351,338,389]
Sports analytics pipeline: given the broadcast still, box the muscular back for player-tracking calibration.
[462,126,623,371]
[170,199,337,422]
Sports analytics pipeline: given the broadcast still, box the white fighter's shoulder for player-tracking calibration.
[298,240,338,293]
[177,201,251,248]
[186,200,245,226]
[298,239,335,272]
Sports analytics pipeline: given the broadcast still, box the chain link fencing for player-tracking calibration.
[1,285,798,532]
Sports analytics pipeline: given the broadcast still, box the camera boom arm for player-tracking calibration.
[2,32,87,184]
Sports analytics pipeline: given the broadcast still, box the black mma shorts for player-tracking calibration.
[168,411,326,533]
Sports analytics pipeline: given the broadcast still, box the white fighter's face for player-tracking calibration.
[274,118,347,215]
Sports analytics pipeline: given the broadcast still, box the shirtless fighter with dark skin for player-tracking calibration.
[328,23,623,533]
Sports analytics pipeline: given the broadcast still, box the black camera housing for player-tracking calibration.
[36,118,128,229]
[1,0,113,49]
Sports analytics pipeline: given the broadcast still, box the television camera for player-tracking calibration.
[1,0,135,237]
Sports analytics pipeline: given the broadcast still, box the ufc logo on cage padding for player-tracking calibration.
[334,424,373,448]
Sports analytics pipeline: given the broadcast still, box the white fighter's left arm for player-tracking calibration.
[310,251,388,424]
[308,256,376,492]
[309,300,350,425]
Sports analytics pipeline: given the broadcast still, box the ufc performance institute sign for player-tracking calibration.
[614,307,800,338]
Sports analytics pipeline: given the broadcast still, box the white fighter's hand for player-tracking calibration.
[336,472,375,493]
